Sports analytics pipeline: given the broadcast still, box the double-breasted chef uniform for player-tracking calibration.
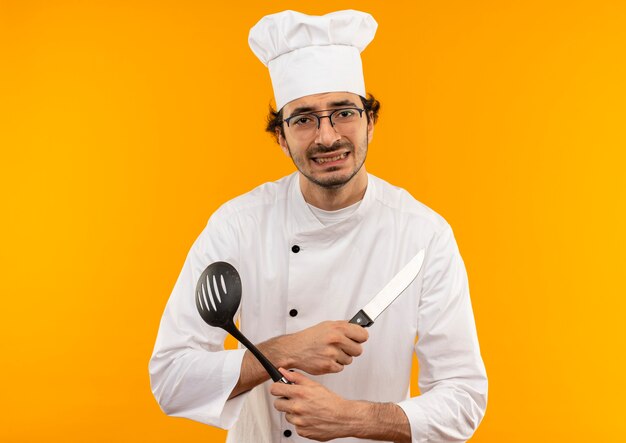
[149,172,488,442]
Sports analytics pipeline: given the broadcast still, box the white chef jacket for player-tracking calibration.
[149,172,487,443]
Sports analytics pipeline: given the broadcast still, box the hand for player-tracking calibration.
[281,320,369,375]
[229,321,367,399]
[271,369,413,443]
[271,368,351,441]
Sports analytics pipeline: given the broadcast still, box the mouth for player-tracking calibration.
[311,151,349,165]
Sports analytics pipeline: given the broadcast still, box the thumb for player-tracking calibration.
[279,367,312,385]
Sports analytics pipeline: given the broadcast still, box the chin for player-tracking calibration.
[309,170,357,189]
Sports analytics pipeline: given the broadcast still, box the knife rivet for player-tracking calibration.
[291,245,300,253]
[283,430,292,437]
[289,309,298,317]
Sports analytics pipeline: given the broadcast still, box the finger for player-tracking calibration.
[286,413,308,428]
[336,335,364,357]
[279,367,315,386]
[285,413,300,426]
[271,375,301,397]
[343,322,369,343]
[271,370,297,397]
[270,382,292,398]
[273,397,291,413]
[334,351,354,367]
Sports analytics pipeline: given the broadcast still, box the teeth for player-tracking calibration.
[315,153,347,164]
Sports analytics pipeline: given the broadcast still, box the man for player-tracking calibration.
[150,10,487,443]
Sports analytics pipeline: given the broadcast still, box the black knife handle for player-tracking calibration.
[349,309,374,327]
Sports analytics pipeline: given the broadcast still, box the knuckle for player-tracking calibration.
[323,348,337,358]
[329,361,343,373]
[326,333,340,344]
[291,403,303,415]
[294,387,306,399]
[331,321,344,331]
[323,361,335,372]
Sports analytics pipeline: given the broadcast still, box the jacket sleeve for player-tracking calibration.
[148,211,249,428]
[397,225,488,442]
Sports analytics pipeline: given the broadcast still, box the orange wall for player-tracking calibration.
[1,1,625,441]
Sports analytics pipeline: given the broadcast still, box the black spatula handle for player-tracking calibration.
[225,323,290,384]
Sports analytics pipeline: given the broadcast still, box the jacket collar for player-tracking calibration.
[287,172,376,239]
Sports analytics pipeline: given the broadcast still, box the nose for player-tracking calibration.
[315,116,341,147]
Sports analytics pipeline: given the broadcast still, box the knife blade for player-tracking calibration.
[349,248,425,327]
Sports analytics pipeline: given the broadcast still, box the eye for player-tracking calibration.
[334,109,357,119]
[291,115,315,127]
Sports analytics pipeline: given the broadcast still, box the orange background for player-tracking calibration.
[1,1,625,441]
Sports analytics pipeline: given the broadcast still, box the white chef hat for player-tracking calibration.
[248,10,378,110]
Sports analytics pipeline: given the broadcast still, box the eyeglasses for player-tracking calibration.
[283,107,365,139]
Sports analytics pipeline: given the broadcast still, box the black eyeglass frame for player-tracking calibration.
[283,107,365,129]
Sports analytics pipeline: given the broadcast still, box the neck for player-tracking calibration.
[299,168,368,211]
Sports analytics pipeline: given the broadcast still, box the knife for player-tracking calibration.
[349,248,425,327]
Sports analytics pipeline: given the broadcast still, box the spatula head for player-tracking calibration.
[195,261,242,328]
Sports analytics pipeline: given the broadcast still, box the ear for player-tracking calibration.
[276,129,291,158]
[367,111,375,142]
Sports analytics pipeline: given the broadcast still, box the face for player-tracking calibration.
[278,92,374,190]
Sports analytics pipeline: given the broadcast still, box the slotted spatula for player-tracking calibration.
[195,261,289,384]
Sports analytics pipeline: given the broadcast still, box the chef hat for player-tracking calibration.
[248,10,378,110]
